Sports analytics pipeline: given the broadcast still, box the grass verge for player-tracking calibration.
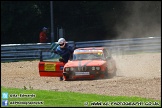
[1,86,161,107]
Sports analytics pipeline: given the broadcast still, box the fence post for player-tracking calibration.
[40,50,42,61]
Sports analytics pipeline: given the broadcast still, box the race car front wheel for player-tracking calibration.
[63,72,70,81]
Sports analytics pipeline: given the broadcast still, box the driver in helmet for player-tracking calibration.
[54,38,74,81]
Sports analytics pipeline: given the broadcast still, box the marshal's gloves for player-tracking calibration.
[59,57,65,62]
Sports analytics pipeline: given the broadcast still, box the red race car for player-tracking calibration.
[63,47,117,81]
[38,47,117,81]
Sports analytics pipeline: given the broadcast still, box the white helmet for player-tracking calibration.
[57,38,68,48]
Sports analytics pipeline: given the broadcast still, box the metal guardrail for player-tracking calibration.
[76,37,161,54]
[1,41,75,62]
[1,37,161,62]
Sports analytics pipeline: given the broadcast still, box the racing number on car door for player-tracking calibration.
[45,63,56,71]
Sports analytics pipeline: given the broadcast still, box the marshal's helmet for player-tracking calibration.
[57,38,68,48]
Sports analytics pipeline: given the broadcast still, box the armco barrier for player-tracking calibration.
[75,37,161,54]
[1,37,161,62]
[1,41,75,62]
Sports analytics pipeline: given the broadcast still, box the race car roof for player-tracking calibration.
[74,47,105,54]
[76,47,105,50]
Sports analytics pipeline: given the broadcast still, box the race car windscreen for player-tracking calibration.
[41,50,61,62]
[72,52,104,60]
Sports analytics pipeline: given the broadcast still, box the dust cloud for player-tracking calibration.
[104,2,161,79]
[104,1,161,56]
[115,1,161,39]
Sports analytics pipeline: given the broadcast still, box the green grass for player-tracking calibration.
[1,86,161,107]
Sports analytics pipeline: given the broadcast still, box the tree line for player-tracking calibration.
[1,1,161,44]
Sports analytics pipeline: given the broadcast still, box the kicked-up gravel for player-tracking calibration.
[1,52,161,100]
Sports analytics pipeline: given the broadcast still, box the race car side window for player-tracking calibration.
[103,49,111,59]
[103,49,108,59]
[107,49,112,58]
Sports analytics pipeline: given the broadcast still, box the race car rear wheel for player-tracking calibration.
[104,68,109,78]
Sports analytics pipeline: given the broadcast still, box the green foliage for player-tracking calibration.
[1,1,161,44]
[1,1,50,44]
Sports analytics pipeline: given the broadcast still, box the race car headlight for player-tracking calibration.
[65,67,70,71]
[92,66,95,70]
[96,66,100,70]
[70,67,74,71]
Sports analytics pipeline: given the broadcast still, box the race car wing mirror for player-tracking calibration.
[106,56,111,60]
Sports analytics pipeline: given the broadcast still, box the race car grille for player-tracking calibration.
[72,66,93,72]
[78,66,87,71]
[70,67,102,76]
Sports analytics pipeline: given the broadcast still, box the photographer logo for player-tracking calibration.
[2,100,8,106]
[2,92,8,99]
